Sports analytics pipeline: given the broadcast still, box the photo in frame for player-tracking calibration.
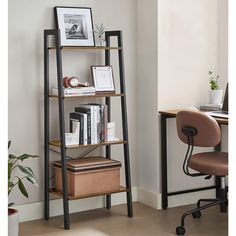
[54,6,95,47]
[91,66,115,93]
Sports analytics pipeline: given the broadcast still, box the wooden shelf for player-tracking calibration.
[50,186,128,200]
[49,93,125,99]
[48,46,122,50]
[49,140,127,149]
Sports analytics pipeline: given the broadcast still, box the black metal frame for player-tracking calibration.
[160,114,226,209]
[44,29,133,230]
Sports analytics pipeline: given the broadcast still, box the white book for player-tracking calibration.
[65,132,80,146]
[93,106,99,144]
[51,87,95,96]
[71,120,80,144]
[77,113,87,145]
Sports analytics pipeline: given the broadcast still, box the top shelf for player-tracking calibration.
[48,46,122,51]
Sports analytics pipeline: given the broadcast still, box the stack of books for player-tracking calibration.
[70,103,109,145]
[51,86,96,97]
[199,103,222,111]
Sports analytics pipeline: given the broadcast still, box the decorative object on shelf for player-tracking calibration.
[8,141,38,236]
[107,122,119,141]
[94,23,106,46]
[208,70,223,104]
[91,66,115,93]
[54,6,95,47]
[54,156,121,196]
[63,76,90,88]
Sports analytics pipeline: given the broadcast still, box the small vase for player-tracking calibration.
[96,36,106,47]
[208,89,223,104]
[8,208,19,236]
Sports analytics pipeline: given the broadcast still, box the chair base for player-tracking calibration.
[176,197,227,235]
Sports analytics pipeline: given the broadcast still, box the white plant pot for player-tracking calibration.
[208,89,223,104]
[8,208,19,236]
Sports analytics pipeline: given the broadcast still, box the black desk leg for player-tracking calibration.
[215,139,221,198]
[161,115,168,209]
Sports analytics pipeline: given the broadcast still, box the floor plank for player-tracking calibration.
[19,202,228,236]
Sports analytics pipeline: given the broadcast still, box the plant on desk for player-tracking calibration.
[208,70,223,104]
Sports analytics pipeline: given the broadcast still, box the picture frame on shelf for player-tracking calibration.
[54,6,95,47]
[91,66,115,93]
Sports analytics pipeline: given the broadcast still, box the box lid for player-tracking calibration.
[53,156,121,172]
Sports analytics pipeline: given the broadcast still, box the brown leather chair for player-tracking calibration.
[175,110,228,235]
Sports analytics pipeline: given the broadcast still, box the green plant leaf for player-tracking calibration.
[8,181,15,195]
[18,154,38,161]
[18,165,35,178]
[8,162,13,183]
[26,176,38,187]
[8,202,14,208]
[18,179,28,198]
[9,154,18,159]
[8,140,11,149]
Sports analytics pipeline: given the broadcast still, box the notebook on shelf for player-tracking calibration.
[207,83,228,119]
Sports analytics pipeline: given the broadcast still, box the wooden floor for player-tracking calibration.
[19,202,228,236]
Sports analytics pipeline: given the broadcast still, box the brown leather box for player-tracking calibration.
[54,156,121,196]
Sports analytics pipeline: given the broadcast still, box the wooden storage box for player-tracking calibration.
[54,156,121,197]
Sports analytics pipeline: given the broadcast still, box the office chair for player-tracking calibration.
[175,110,228,235]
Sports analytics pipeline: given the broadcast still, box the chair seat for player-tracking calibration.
[189,152,228,176]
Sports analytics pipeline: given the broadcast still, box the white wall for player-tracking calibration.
[158,0,228,198]
[136,0,228,208]
[136,0,158,201]
[8,0,137,205]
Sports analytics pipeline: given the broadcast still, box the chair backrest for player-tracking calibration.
[176,110,221,147]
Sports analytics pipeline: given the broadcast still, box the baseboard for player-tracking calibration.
[137,187,159,209]
[15,186,137,222]
[137,187,215,209]
[15,187,215,222]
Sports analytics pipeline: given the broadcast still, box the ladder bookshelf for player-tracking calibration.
[44,29,133,229]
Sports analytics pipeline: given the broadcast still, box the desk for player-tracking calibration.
[159,109,228,209]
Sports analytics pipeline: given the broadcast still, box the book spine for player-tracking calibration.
[104,105,108,142]
[93,106,98,144]
[75,107,91,144]
[83,113,88,145]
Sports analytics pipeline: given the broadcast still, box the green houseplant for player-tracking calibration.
[208,70,220,90]
[8,141,38,236]
[208,70,223,104]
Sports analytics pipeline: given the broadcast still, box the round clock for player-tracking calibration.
[68,77,80,87]
[63,76,80,88]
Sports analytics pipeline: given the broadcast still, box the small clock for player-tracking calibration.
[63,77,80,88]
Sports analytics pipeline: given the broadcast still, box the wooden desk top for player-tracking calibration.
[159,109,228,125]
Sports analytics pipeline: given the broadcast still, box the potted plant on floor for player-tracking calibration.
[208,70,223,104]
[8,141,38,236]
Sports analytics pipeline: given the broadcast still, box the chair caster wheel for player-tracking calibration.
[192,211,201,219]
[176,226,186,235]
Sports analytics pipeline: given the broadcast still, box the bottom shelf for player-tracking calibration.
[50,186,128,200]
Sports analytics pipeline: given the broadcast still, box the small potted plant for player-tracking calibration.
[8,141,38,236]
[208,70,223,104]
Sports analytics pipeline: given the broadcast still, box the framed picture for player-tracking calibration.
[54,6,95,47]
[91,66,115,93]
